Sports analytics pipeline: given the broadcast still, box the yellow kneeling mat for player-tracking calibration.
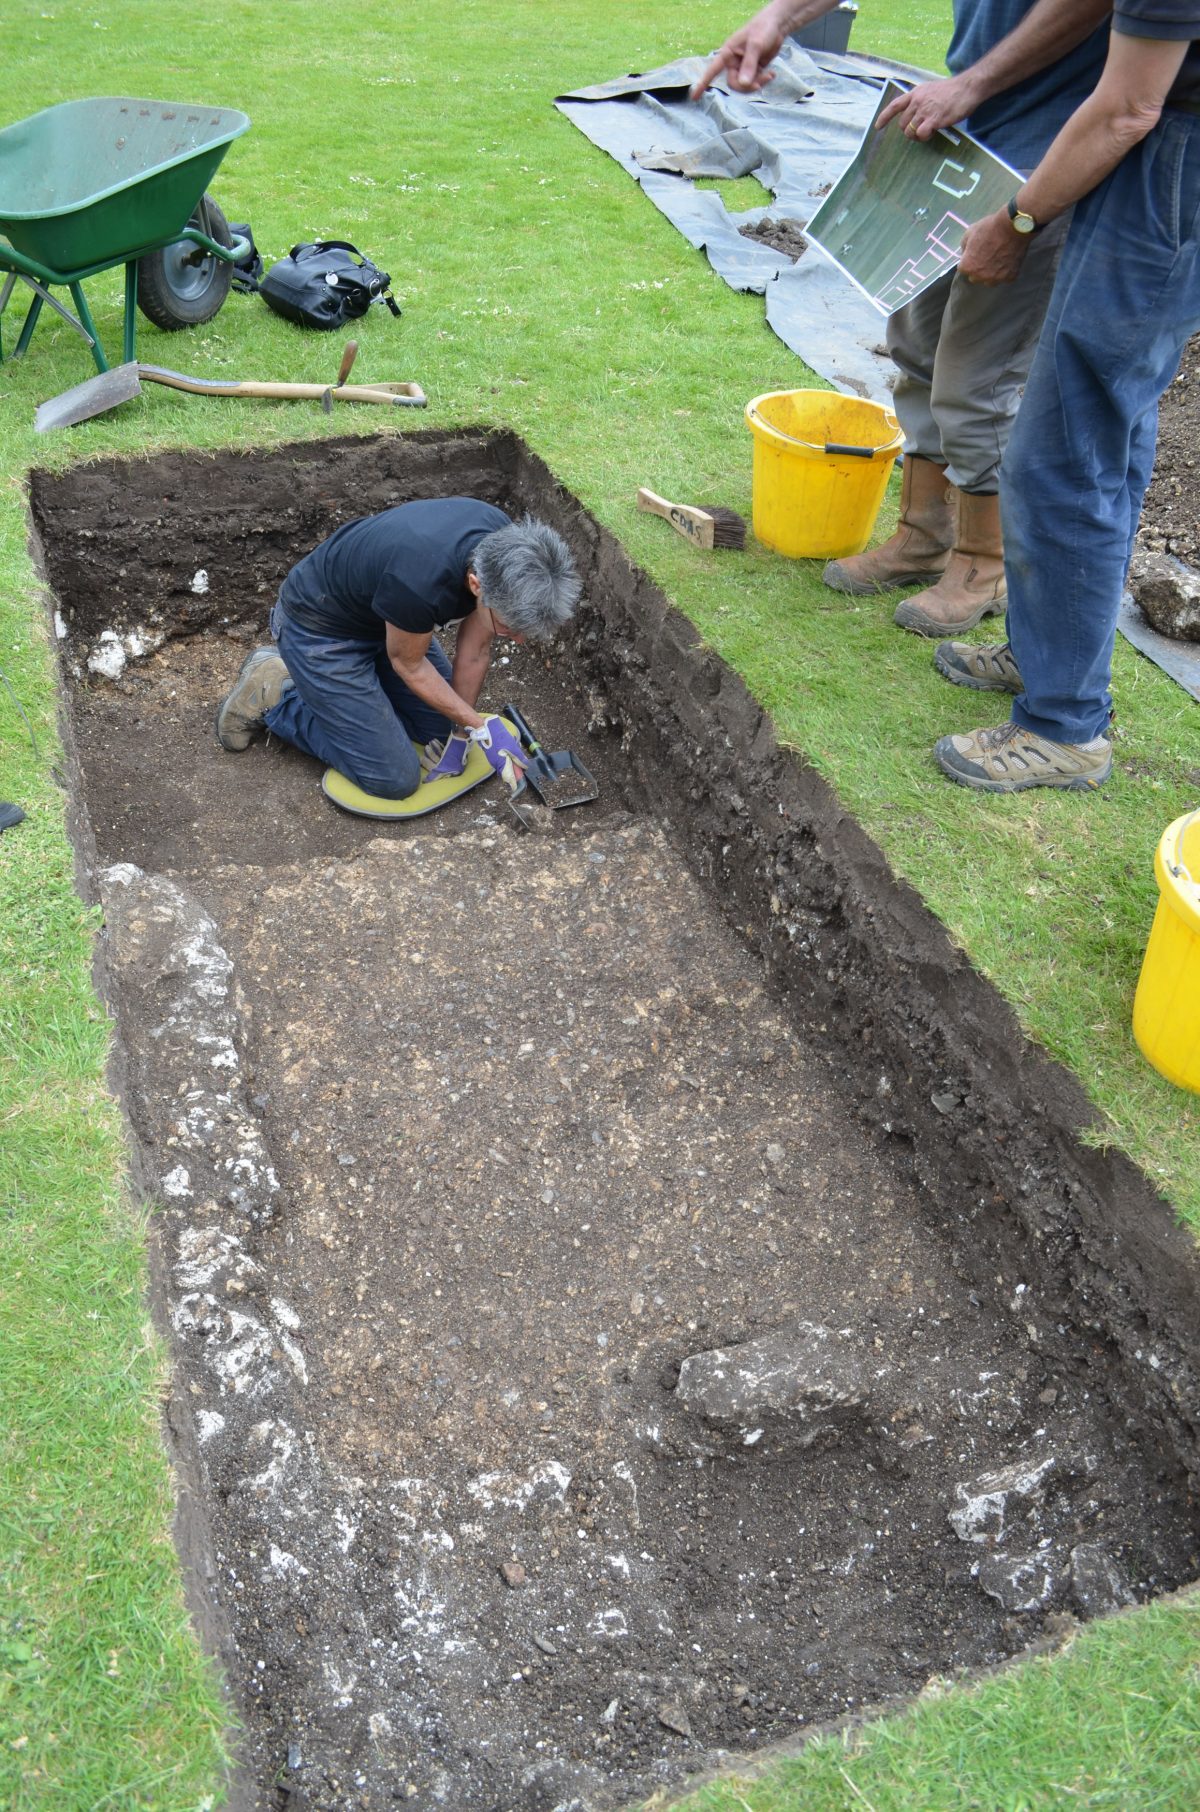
[321,739,495,819]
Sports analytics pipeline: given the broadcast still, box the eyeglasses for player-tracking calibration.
[487,606,525,645]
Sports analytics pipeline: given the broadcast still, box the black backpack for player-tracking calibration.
[259,240,402,330]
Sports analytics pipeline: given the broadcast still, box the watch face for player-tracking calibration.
[1013,212,1036,234]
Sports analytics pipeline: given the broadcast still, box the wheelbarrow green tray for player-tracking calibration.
[0,96,249,370]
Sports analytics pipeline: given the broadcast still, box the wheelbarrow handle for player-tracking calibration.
[178,225,252,265]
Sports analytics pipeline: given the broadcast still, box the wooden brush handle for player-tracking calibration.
[636,487,715,550]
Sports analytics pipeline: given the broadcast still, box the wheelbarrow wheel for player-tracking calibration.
[137,194,234,331]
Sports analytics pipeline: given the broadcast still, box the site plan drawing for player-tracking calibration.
[806,82,1023,314]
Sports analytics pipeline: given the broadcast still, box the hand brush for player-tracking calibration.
[636,487,747,551]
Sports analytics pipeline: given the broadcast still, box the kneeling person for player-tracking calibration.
[215,496,580,797]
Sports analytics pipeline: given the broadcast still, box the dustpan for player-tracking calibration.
[502,702,598,813]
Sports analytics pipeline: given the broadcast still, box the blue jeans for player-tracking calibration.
[264,600,455,797]
[1001,110,1200,746]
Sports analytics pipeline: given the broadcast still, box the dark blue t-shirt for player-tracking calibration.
[1114,0,1200,107]
[947,0,1112,171]
[278,497,510,639]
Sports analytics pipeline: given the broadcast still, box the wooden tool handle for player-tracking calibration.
[336,340,359,386]
[137,367,426,406]
[221,381,402,403]
[329,382,425,404]
[636,487,715,550]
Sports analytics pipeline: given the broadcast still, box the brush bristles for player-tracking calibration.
[701,506,747,550]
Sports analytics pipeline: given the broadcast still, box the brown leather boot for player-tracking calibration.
[893,488,1006,637]
[822,455,953,595]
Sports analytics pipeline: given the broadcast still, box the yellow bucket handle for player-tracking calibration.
[745,400,902,459]
[797,438,894,458]
[1165,809,1199,887]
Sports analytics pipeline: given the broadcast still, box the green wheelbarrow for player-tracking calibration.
[0,96,250,373]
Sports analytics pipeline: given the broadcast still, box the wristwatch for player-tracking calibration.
[1006,195,1041,235]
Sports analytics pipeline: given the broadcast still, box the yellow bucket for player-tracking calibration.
[745,389,904,560]
[1132,808,1200,1093]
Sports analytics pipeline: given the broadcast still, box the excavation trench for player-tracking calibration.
[31,430,1200,1812]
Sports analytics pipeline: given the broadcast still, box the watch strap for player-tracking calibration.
[1006,194,1041,234]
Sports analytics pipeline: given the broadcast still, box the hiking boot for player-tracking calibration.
[934,640,1023,693]
[822,455,953,594]
[215,647,291,751]
[894,488,1006,636]
[933,719,1112,792]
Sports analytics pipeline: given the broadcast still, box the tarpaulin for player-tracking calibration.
[556,41,933,401]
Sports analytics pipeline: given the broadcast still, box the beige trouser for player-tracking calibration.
[885,211,1069,495]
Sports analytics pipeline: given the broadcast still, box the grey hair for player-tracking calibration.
[471,518,581,640]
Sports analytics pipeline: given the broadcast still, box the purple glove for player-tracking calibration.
[422,730,471,783]
[470,715,527,785]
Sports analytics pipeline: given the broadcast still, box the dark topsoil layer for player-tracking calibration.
[1140,335,1200,568]
[30,429,1200,1812]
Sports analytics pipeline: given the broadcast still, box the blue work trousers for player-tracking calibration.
[263,600,455,797]
[1002,110,1200,746]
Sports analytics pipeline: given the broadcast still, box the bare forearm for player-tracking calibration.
[958,32,1190,285]
[767,0,837,31]
[391,656,486,729]
[1017,99,1152,219]
[959,0,1113,113]
[449,641,492,712]
[880,0,1113,138]
[1018,34,1188,223]
[731,0,837,42]
[690,0,838,99]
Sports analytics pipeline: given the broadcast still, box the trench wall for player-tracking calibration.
[500,433,1200,1492]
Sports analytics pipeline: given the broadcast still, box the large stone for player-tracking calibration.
[674,1323,873,1449]
[1069,1542,1135,1618]
[98,865,280,1230]
[1128,548,1200,642]
[948,1454,1059,1545]
[976,1549,1058,1613]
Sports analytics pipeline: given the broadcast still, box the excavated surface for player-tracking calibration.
[1140,333,1200,570]
[31,430,1200,1812]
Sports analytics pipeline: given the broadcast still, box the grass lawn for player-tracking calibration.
[0,2,1197,1807]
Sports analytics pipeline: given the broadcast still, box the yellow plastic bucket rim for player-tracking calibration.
[1156,807,1200,931]
[745,391,904,460]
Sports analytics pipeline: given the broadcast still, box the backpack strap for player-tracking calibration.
[296,239,366,261]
